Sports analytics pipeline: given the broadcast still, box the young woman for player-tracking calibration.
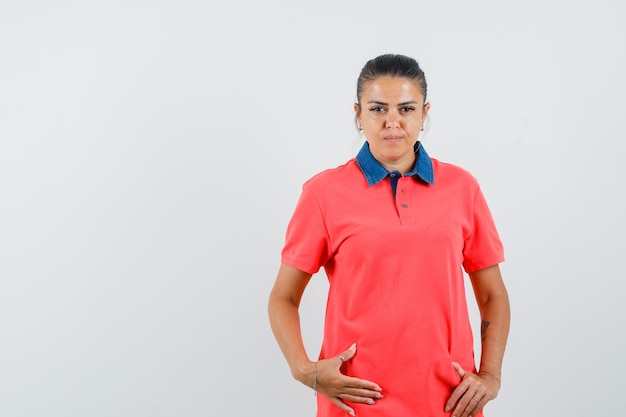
[268,54,510,417]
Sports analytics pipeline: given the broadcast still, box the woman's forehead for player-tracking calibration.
[362,77,424,102]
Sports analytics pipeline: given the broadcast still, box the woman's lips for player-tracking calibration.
[384,136,403,142]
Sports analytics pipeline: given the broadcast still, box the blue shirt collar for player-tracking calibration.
[355,141,434,186]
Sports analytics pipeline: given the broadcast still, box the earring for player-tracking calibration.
[420,126,424,131]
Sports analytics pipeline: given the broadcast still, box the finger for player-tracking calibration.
[337,343,357,365]
[466,395,482,417]
[329,397,355,417]
[339,385,384,400]
[452,392,479,417]
[446,362,471,413]
[339,393,378,405]
[445,379,469,412]
[452,362,466,378]
[469,397,487,417]
[343,375,383,393]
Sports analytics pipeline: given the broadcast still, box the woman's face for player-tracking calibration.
[355,76,430,173]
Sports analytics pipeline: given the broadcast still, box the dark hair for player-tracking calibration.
[356,54,428,116]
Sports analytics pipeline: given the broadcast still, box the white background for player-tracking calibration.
[1,1,625,416]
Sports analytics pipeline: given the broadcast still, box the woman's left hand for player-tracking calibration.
[445,362,500,417]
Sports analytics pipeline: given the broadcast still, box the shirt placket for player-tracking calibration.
[396,176,416,225]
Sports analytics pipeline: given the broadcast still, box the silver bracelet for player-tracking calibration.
[312,362,318,395]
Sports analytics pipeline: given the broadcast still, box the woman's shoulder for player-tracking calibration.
[303,158,360,188]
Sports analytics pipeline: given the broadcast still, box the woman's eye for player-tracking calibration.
[401,106,415,113]
[369,106,384,112]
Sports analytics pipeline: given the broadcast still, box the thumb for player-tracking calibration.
[337,343,357,364]
[452,362,467,378]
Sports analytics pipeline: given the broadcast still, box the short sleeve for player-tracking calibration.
[462,186,505,273]
[281,184,332,274]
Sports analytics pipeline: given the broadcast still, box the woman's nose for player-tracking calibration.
[385,112,400,128]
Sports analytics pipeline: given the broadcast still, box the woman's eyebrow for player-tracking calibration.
[367,100,419,105]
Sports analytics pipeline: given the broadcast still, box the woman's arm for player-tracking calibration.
[268,263,314,382]
[268,263,383,416]
[446,264,511,417]
[471,264,510,385]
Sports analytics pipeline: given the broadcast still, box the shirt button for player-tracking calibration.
[401,203,408,208]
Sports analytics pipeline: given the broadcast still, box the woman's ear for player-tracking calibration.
[354,103,362,128]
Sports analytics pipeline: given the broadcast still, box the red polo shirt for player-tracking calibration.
[281,143,504,416]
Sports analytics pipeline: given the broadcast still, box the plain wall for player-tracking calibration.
[1,0,625,416]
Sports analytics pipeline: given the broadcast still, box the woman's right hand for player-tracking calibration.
[269,266,382,415]
[308,343,383,416]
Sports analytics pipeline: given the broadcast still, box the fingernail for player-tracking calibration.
[367,399,374,405]
[349,411,355,416]
[445,405,451,412]
[350,343,357,351]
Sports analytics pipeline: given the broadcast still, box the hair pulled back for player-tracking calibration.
[356,54,428,111]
